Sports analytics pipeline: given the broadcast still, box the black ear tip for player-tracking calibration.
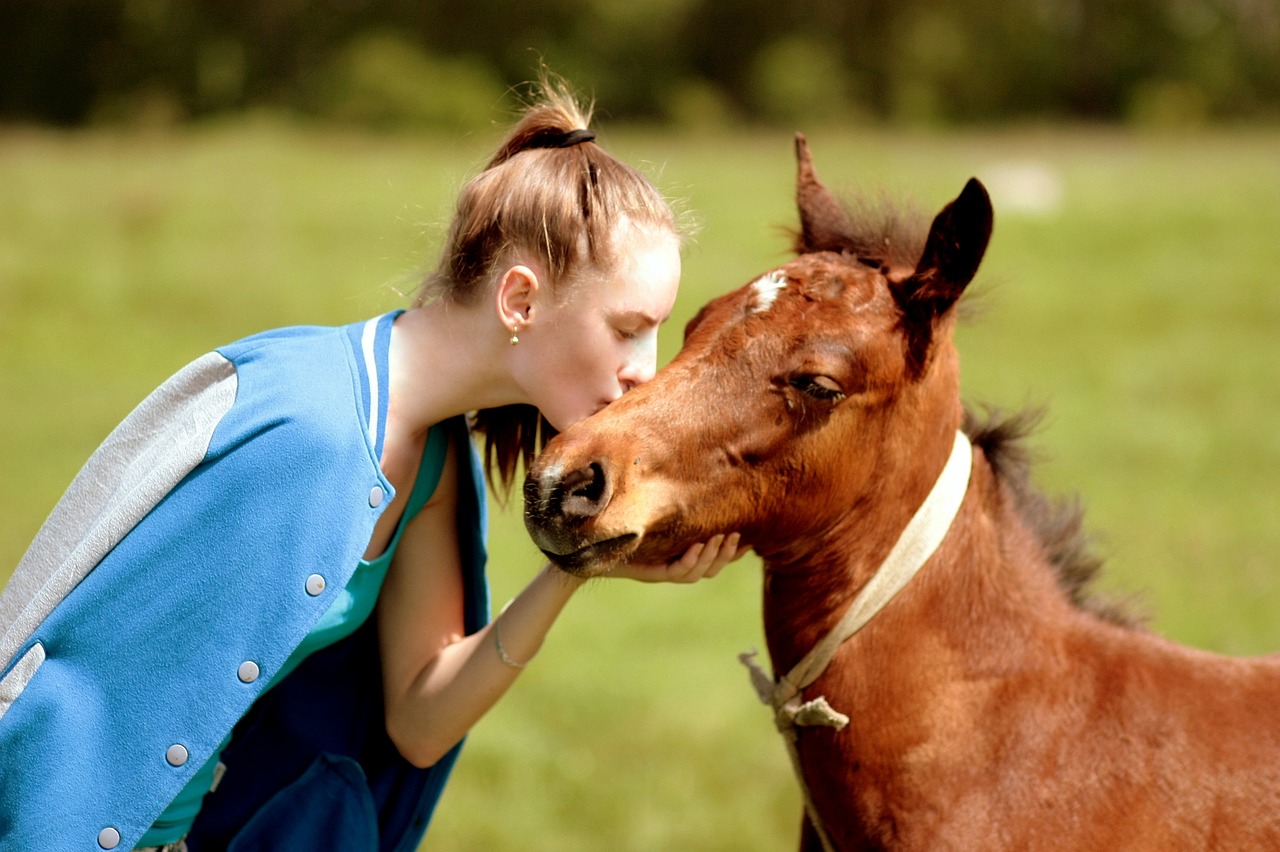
[955,178,994,237]
[961,177,991,208]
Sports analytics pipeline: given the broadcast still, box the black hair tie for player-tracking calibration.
[529,128,596,149]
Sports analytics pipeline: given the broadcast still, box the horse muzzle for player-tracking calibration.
[523,455,640,574]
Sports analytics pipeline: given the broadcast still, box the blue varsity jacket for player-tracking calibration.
[0,312,490,851]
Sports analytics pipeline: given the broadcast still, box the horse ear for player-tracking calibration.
[895,178,993,316]
[794,132,853,254]
[892,179,992,375]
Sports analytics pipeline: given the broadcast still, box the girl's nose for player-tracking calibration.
[620,333,658,390]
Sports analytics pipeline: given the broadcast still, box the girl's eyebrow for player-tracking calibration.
[609,308,668,326]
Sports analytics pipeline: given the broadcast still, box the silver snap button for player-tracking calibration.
[305,573,326,596]
[97,827,121,849]
[368,485,384,508]
[166,743,189,767]
[237,660,260,683]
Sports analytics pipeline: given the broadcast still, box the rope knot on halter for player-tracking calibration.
[738,431,973,852]
[740,651,851,733]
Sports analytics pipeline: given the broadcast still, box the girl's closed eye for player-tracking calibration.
[609,308,666,346]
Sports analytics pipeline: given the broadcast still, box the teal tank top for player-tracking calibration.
[139,423,449,846]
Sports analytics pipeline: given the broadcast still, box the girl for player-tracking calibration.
[0,80,741,851]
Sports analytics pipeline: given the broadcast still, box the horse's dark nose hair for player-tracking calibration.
[531,461,613,523]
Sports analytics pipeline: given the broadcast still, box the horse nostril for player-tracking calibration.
[570,462,605,502]
[557,461,612,521]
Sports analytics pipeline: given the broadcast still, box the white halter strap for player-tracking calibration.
[780,430,971,703]
[740,430,973,852]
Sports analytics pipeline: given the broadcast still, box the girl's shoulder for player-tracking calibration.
[207,322,374,462]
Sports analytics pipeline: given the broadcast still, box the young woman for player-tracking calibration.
[0,81,741,852]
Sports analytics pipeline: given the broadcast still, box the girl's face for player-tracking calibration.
[520,225,681,432]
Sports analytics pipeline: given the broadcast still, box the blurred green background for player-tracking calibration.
[3,0,1279,129]
[2,2,1280,850]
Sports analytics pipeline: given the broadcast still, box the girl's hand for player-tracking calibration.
[606,533,747,584]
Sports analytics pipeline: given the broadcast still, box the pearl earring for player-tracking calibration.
[510,321,520,345]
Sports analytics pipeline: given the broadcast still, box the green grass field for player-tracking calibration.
[2,120,1278,849]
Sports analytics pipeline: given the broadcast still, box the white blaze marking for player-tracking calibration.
[749,270,788,313]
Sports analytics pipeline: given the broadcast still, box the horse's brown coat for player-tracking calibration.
[524,134,1280,850]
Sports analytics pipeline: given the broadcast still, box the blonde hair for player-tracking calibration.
[422,77,679,496]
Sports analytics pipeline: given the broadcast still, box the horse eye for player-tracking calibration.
[790,375,846,403]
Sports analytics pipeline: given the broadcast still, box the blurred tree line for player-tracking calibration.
[2,0,1277,130]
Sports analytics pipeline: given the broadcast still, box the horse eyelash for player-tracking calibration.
[790,376,846,403]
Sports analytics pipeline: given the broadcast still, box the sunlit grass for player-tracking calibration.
[2,120,1278,849]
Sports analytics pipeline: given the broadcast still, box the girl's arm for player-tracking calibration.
[376,431,740,768]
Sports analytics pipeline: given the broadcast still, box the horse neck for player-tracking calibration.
[759,435,1102,851]
[759,406,959,670]
[760,435,1073,680]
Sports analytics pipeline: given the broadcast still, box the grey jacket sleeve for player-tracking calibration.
[0,352,238,707]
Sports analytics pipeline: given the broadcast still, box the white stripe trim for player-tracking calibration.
[0,642,45,722]
[361,318,380,453]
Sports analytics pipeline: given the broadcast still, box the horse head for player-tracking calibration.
[524,134,992,577]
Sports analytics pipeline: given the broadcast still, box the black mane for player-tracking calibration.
[792,188,930,273]
[964,407,1143,629]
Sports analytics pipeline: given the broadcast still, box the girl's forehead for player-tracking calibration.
[583,227,680,312]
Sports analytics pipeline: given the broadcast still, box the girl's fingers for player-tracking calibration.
[605,532,746,584]
[677,533,739,582]
[682,541,708,568]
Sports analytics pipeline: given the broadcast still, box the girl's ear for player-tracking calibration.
[494,263,542,330]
